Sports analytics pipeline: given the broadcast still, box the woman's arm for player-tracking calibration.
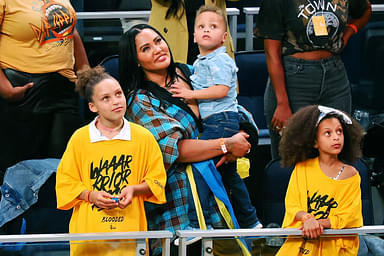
[73,29,89,72]
[264,39,292,130]
[177,131,250,163]
[344,0,372,46]
[0,69,33,101]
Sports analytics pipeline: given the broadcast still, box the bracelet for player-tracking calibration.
[85,190,92,203]
[219,138,228,154]
[346,23,358,34]
[302,213,313,223]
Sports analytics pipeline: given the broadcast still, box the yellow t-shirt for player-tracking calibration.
[56,122,167,256]
[0,0,76,79]
[277,157,363,256]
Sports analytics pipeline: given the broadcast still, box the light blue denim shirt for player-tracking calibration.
[0,158,60,227]
[191,46,238,119]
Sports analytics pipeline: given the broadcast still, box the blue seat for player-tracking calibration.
[262,159,374,227]
[342,21,384,112]
[235,50,269,144]
[99,54,119,81]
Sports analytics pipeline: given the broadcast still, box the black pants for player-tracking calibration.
[0,110,80,184]
[0,70,80,185]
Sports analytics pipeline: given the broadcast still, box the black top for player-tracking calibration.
[185,0,205,64]
[255,0,368,55]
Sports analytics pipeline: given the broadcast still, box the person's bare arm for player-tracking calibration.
[0,69,33,101]
[171,83,229,100]
[177,131,250,163]
[73,29,89,72]
[343,1,372,46]
[264,39,292,130]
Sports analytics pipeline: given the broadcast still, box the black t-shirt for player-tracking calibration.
[255,0,368,55]
[185,0,205,64]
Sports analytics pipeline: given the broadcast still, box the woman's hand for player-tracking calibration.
[271,103,292,133]
[0,74,33,101]
[226,131,251,157]
[89,191,118,209]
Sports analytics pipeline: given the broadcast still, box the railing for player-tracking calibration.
[243,4,384,50]
[76,8,240,50]
[0,231,173,256]
[1,226,383,255]
[176,225,384,256]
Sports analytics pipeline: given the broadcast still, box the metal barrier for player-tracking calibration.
[176,225,384,256]
[0,231,173,256]
[243,4,384,51]
[1,226,383,255]
[76,8,240,50]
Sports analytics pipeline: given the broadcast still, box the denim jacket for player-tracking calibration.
[0,158,60,227]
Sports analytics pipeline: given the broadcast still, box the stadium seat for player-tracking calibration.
[261,159,374,227]
[342,21,384,112]
[235,50,269,144]
[99,54,120,81]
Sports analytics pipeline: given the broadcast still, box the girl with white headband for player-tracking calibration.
[277,105,365,255]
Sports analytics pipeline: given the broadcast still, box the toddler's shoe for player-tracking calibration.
[250,221,263,229]
[173,225,214,246]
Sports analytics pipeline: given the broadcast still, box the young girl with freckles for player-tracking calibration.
[277,105,365,256]
[55,66,166,256]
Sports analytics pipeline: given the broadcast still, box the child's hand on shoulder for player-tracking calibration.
[117,186,134,209]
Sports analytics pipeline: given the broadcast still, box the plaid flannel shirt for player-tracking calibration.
[126,89,223,235]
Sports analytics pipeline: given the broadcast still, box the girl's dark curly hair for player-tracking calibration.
[279,105,364,167]
[76,66,113,103]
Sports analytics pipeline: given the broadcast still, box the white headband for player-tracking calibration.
[317,105,352,126]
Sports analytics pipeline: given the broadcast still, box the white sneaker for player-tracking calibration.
[173,225,214,246]
[251,222,263,229]
[173,236,202,246]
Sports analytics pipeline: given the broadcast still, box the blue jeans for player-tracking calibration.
[264,55,352,160]
[188,111,259,228]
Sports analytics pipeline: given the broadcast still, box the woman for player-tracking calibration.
[149,0,236,64]
[120,24,252,255]
[255,0,372,159]
[0,0,89,185]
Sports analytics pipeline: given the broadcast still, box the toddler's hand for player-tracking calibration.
[169,80,194,100]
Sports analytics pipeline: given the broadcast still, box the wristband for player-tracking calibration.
[219,138,228,154]
[302,213,313,223]
[346,24,358,34]
[85,190,92,203]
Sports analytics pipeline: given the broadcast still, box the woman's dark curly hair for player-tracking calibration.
[279,105,364,167]
[76,66,113,103]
